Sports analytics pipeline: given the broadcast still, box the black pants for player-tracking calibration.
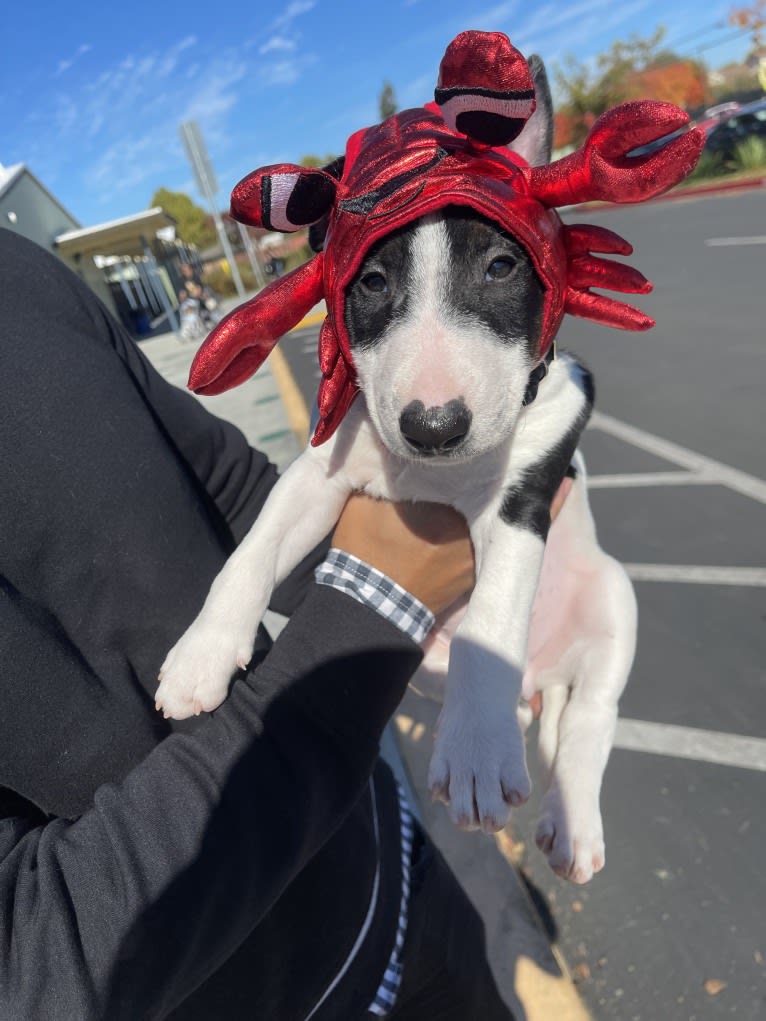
[392,824,515,1021]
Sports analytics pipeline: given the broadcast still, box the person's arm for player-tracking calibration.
[0,497,474,1021]
[0,597,414,1020]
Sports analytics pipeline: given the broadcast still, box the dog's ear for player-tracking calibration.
[508,55,554,167]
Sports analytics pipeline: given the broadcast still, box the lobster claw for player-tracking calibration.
[531,101,705,208]
[563,223,655,332]
[188,254,325,396]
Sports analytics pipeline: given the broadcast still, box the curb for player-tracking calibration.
[659,175,766,203]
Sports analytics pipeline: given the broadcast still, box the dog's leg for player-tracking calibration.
[528,466,637,881]
[155,450,350,720]
[428,512,545,833]
[534,560,636,883]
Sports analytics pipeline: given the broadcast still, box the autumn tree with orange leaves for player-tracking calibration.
[553,27,710,149]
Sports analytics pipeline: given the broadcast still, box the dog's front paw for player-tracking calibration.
[535,788,605,884]
[155,624,253,721]
[427,709,530,834]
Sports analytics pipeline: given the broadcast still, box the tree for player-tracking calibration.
[149,188,217,249]
[379,80,398,120]
[299,154,338,168]
[553,26,699,146]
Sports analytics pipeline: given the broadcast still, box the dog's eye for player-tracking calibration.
[361,272,388,294]
[485,257,515,281]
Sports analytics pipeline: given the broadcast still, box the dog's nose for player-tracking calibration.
[399,399,472,455]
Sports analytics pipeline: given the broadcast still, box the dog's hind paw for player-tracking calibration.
[535,796,605,884]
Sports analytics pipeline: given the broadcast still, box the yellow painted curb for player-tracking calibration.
[294,310,327,330]
[266,346,310,447]
[265,309,326,446]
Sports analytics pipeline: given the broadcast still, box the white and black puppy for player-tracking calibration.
[156,66,637,884]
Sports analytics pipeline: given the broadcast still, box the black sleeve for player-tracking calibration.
[82,264,282,548]
[0,585,421,1021]
[83,246,332,612]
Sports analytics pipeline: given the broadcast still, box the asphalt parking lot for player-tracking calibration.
[508,188,766,1021]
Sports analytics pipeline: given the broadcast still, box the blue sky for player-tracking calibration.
[2,0,753,227]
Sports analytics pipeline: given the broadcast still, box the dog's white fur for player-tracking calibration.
[156,347,636,883]
[156,67,638,884]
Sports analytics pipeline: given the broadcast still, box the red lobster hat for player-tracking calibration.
[189,30,704,445]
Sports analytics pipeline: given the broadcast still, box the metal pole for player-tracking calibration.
[237,221,266,290]
[179,121,246,300]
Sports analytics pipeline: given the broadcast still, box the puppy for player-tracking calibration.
[156,65,637,885]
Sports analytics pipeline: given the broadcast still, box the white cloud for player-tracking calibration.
[55,42,91,76]
[182,61,248,121]
[272,0,315,32]
[259,36,297,55]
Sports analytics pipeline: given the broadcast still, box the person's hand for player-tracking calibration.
[332,497,474,615]
[331,474,574,617]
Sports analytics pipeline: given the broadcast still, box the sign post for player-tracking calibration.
[179,120,246,298]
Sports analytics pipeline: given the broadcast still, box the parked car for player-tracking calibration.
[703,99,766,162]
[694,102,742,136]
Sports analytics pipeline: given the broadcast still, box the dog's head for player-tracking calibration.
[345,207,545,460]
[342,57,552,462]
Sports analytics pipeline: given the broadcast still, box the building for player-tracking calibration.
[0,161,183,335]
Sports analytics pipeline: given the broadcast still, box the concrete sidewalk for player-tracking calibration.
[138,323,589,1021]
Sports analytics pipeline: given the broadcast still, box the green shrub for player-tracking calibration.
[203,261,259,297]
[732,136,766,172]
[687,150,728,181]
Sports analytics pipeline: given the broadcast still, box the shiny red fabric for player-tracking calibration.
[189,254,324,395]
[187,30,704,445]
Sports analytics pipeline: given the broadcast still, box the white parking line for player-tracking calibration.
[625,564,766,586]
[704,235,766,246]
[615,719,766,772]
[590,411,766,505]
[588,470,717,488]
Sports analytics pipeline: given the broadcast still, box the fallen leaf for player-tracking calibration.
[572,963,591,983]
[703,979,727,996]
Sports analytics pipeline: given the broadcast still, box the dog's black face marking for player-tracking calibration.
[344,206,545,356]
[442,210,544,358]
[344,223,414,352]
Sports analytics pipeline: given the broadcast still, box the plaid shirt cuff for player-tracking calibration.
[315,549,435,645]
